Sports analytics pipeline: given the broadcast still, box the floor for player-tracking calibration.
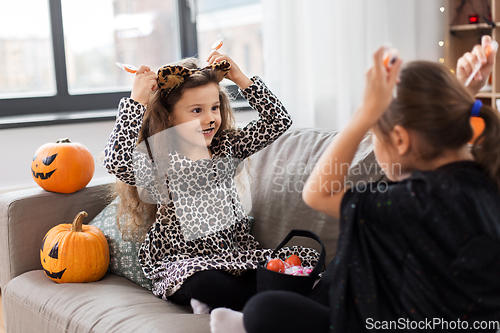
[0,293,5,333]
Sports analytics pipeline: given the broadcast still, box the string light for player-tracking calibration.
[440,5,445,64]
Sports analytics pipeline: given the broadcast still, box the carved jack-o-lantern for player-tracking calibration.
[40,211,109,283]
[31,138,95,193]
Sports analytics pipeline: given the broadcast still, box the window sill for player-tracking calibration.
[0,109,117,129]
[0,100,253,130]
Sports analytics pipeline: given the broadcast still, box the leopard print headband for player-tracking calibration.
[157,60,231,97]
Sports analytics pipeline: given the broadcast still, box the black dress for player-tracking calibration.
[243,161,500,333]
[329,161,500,332]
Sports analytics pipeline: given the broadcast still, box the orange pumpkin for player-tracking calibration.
[40,211,109,283]
[31,138,95,193]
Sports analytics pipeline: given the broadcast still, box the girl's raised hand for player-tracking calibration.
[456,35,497,95]
[357,46,402,127]
[130,65,158,106]
[206,51,252,90]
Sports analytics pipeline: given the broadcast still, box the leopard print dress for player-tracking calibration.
[104,76,319,299]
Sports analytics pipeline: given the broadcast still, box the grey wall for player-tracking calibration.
[0,121,116,194]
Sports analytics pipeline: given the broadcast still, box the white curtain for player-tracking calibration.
[261,0,445,130]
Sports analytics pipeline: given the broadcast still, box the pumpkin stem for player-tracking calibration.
[56,138,71,144]
[71,211,88,232]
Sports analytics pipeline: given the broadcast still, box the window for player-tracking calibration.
[0,0,262,127]
[0,1,56,98]
[195,0,263,113]
[61,0,180,94]
[0,0,193,125]
[196,0,263,78]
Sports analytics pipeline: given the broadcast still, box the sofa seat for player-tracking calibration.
[3,271,208,333]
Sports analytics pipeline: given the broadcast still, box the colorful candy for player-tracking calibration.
[285,254,302,267]
[211,34,224,51]
[265,255,312,276]
[266,258,285,273]
[383,48,398,69]
[116,62,138,74]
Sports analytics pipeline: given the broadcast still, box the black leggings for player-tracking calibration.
[167,269,257,311]
[243,291,330,333]
[243,275,332,333]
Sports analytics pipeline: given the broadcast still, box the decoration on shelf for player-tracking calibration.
[469,13,480,24]
[451,0,493,26]
[40,211,110,283]
[31,138,95,193]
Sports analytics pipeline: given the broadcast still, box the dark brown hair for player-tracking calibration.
[115,57,235,240]
[375,60,500,188]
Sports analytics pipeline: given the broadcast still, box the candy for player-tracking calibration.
[464,41,499,86]
[116,62,138,74]
[383,48,398,69]
[266,255,312,276]
[285,254,302,267]
[267,258,285,273]
[211,34,224,51]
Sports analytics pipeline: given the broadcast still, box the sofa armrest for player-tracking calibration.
[0,177,114,290]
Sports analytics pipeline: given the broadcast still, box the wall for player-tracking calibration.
[0,121,116,194]
[262,0,446,130]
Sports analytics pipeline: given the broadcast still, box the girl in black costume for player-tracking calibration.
[211,35,500,333]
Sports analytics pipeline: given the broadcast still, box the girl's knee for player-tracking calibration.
[242,291,293,333]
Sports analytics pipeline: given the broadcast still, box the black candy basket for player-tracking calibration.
[257,229,326,296]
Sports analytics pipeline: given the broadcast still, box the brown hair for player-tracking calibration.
[375,60,500,188]
[115,57,235,241]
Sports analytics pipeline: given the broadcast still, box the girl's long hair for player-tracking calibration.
[375,61,500,188]
[114,57,235,241]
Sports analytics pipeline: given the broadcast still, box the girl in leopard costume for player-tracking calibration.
[103,52,319,312]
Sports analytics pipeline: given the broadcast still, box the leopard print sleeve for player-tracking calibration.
[103,98,155,189]
[226,76,292,160]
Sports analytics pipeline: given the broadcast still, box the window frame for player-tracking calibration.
[0,0,198,127]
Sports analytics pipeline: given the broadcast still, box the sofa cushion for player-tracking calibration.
[248,129,382,264]
[3,270,208,333]
[88,198,152,290]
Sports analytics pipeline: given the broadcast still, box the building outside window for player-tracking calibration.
[63,0,180,95]
[0,0,262,125]
[0,1,56,98]
[196,0,263,79]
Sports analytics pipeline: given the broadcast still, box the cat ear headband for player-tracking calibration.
[156,60,231,97]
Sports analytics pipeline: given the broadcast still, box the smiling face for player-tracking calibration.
[170,83,221,157]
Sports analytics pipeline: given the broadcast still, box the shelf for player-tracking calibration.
[450,23,494,32]
[446,0,500,109]
[476,92,493,98]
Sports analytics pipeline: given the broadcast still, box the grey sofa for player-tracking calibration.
[0,129,381,333]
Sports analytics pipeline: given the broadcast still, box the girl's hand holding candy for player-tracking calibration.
[457,35,497,95]
[206,50,252,90]
[355,46,402,128]
[130,65,158,106]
